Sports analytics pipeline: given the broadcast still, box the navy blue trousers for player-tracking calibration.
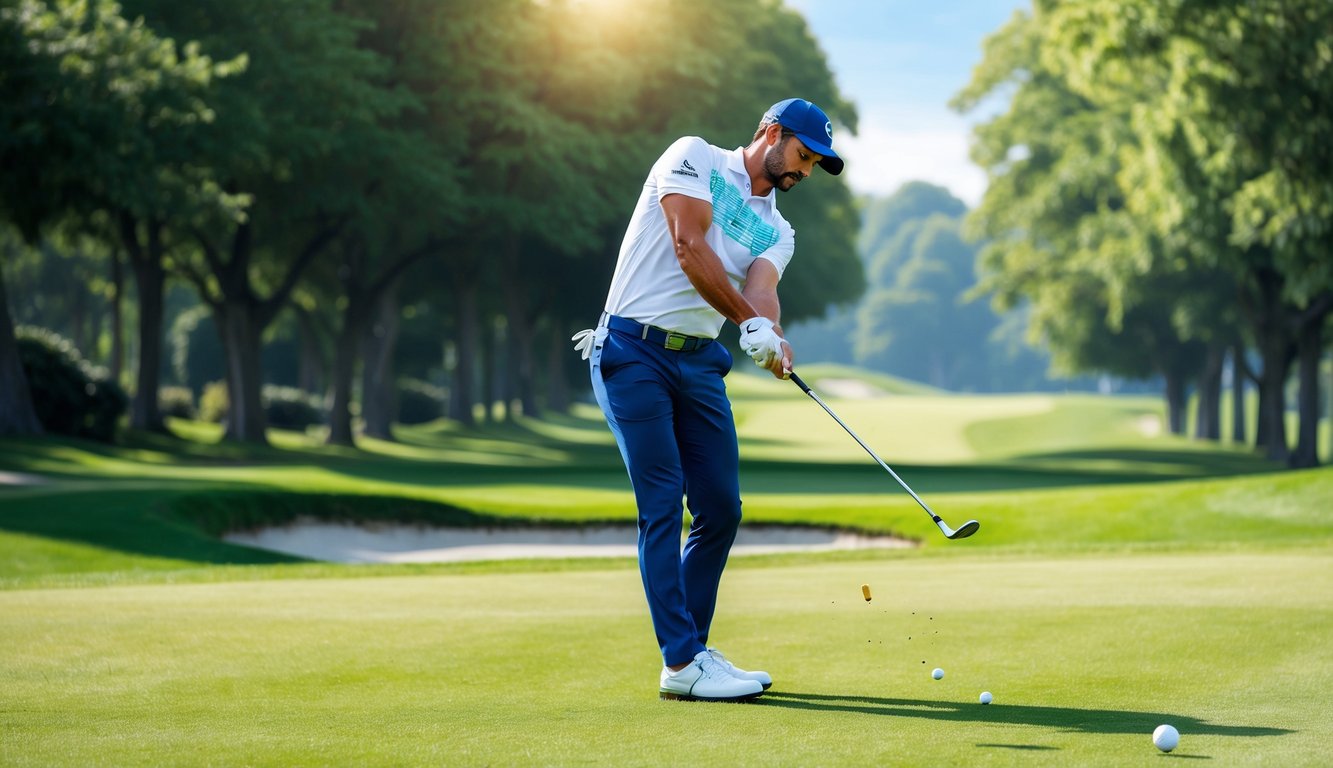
[590,318,741,667]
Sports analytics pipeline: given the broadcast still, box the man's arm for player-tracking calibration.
[661,192,762,325]
[660,192,791,377]
[742,258,793,376]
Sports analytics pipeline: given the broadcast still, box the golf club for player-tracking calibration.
[788,371,980,540]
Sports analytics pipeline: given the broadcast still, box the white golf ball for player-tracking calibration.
[931,667,944,680]
[1153,724,1179,753]
[979,691,993,705]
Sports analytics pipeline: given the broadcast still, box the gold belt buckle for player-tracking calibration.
[663,332,688,351]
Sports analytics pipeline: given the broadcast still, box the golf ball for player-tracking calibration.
[1153,724,1179,753]
[861,583,872,602]
[979,691,993,705]
[931,668,944,680]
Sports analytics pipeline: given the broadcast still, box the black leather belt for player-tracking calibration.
[604,314,713,352]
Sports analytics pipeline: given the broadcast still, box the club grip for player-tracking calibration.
[788,371,812,394]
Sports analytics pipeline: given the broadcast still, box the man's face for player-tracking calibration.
[763,132,823,192]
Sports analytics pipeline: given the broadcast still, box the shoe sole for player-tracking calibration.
[659,689,765,703]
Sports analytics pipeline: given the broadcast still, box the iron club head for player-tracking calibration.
[943,519,981,539]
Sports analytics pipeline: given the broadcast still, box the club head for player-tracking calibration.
[944,520,980,540]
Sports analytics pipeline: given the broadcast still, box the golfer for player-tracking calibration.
[573,98,843,702]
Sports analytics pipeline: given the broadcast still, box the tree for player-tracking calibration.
[953,7,1233,429]
[123,0,411,444]
[1045,0,1333,465]
[1,0,233,435]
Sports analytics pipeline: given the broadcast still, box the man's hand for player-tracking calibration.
[739,316,789,376]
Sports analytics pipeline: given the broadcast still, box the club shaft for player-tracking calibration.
[789,373,942,523]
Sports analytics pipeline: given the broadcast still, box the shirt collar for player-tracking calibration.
[728,146,776,206]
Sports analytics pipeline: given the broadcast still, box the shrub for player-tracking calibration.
[16,326,128,442]
[187,381,326,430]
[262,385,325,430]
[398,378,446,425]
[198,380,229,423]
[158,386,196,420]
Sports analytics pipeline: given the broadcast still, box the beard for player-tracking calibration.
[762,139,805,192]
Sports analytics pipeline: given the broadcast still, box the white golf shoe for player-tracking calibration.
[659,650,765,702]
[706,647,772,690]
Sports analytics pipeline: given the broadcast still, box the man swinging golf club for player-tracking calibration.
[573,98,843,702]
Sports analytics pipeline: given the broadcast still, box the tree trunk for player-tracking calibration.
[483,316,499,424]
[449,280,478,426]
[218,303,268,444]
[122,215,167,433]
[1290,316,1323,468]
[293,305,327,395]
[498,239,539,420]
[1193,342,1224,441]
[326,289,365,448]
[1164,369,1187,436]
[1254,332,1293,463]
[360,276,401,441]
[70,265,88,360]
[108,247,125,382]
[0,264,43,436]
[189,218,342,445]
[1248,269,1293,462]
[1327,345,1332,466]
[1230,342,1247,445]
[546,326,570,413]
[1253,341,1295,461]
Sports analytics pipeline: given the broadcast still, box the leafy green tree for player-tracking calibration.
[953,7,1234,430]
[1044,0,1333,465]
[1,0,233,434]
[123,0,413,444]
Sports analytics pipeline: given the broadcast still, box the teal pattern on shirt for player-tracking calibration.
[710,170,779,256]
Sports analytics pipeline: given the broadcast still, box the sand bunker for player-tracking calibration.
[225,519,913,564]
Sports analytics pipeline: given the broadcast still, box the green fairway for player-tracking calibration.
[1,377,1330,765]
[2,552,1328,766]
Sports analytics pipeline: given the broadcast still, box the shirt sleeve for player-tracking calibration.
[652,136,713,204]
[755,216,795,277]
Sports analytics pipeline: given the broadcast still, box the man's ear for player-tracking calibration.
[765,122,784,145]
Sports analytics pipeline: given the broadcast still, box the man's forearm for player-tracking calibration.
[742,284,783,335]
[676,239,761,327]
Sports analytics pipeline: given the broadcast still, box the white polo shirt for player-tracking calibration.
[603,136,796,338]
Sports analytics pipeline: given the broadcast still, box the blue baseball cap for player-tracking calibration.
[763,98,844,175]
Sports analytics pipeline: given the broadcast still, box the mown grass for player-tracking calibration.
[1,368,1330,766]
[1,552,1328,766]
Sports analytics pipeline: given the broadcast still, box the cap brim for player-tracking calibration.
[794,133,843,175]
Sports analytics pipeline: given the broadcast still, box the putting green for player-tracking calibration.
[2,550,1328,766]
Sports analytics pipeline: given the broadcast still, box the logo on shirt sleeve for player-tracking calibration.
[671,159,699,178]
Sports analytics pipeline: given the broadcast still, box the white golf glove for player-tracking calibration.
[738,316,785,368]
[571,327,605,361]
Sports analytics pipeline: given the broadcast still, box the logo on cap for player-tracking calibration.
[825,121,833,140]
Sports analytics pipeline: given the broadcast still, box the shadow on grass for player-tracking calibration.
[0,487,307,568]
[755,691,1292,740]
[0,488,638,571]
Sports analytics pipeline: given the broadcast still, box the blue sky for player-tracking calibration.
[784,0,1027,205]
